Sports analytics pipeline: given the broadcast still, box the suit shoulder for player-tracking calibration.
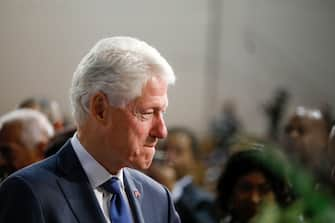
[2,155,58,187]
[125,168,166,191]
[125,168,161,184]
[181,183,214,206]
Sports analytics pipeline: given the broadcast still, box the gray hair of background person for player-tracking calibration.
[17,97,64,128]
[0,109,54,149]
[70,36,176,125]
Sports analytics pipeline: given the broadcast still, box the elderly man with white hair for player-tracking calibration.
[0,109,54,175]
[0,36,180,223]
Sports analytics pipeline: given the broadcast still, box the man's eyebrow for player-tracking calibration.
[142,101,168,109]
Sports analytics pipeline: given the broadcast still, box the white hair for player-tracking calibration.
[70,36,176,125]
[0,109,55,149]
[296,106,323,119]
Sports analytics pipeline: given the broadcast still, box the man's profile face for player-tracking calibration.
[105,76,168,170]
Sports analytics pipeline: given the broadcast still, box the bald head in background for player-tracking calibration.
[0,109,54,174]
[283,106,330,169]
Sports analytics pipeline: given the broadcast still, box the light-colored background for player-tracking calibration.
[1,0,334,138]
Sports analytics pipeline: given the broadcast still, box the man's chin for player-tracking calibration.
[129,158,153,170]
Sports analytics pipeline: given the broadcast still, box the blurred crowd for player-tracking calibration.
[1,90,335,223]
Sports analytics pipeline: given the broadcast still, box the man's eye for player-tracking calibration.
[139,112,154,121]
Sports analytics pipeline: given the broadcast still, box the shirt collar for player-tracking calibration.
[171,175,192,201]
[71,133,124,189]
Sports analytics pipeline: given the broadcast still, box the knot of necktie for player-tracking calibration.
[101,177,132,223]
[102,177,122,195]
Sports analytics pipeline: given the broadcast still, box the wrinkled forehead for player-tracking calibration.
[131,76,168,107]
[142,75,168,95]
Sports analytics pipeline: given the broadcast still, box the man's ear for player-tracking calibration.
[89,92,110,125]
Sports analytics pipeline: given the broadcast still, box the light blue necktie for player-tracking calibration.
[102,177,132,223]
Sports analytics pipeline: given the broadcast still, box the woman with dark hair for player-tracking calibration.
[215,148,293,223]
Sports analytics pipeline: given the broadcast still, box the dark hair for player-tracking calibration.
[45,127,76,157]
[0,144,15,177]
[17,97,40,109]
[167,127,199,158]
[216,148,293,213]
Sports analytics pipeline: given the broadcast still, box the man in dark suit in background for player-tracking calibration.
[163,127,216,223]
[0,36,180,223]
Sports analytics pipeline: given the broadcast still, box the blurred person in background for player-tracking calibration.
[328,123,335,161]
[282,106,331,176]
[0,109,54,177]
[18,97,76,157]
[205,101,243,194]
[0,144,13,181]
[215,148,294,223]
[145,149,177,191]
[38,98,65,132]
[327,123,335,186]
[44,126,76,157]
[211,100,242,149]
[17,97,41,110]
[18,97,65,132]
[162,127,217,223]
[263,88,290,141]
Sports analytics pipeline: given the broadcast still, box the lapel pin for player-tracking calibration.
[134,191,141,198]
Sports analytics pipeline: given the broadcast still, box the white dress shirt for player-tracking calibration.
[71,134,133,223]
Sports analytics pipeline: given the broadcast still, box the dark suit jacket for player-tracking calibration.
[175,182,216,223]
[0,141,180,223]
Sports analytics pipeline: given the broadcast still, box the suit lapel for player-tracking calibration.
[123,169,145,223]
[56,141,106,223]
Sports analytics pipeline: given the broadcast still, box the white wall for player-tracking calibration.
[0,0,334,138]
[217,0,335,136]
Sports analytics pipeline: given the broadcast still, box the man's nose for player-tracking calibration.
[151,112,167,139]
